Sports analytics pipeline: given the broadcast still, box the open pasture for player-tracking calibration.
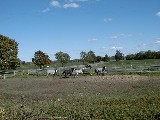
[0,75,160,119]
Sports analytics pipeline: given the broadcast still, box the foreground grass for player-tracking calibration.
[0,75,160,119]
[1,95,160,119]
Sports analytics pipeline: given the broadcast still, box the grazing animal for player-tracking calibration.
[72,68,83,77]
[28,69,37,75]
[82,65,92,75]
[47,69,57,77]
[62,68,75,78]
[85,64,92,69]
[95,66,108,75]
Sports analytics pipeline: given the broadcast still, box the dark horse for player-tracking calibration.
[62,68,75,78]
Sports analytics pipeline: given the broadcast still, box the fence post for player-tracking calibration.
[3,74,6,79]
[22,70,24,75]
[14,71,16,76]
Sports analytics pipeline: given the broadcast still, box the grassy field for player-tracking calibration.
[0,59,160,119]
[0,75,160,119]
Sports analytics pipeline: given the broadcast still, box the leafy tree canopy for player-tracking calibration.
[80,51,87,64]
[126,50,160,60]
[0,34,20,70]
[86,50,96,63]
[55,51,70,67]
[32,50,51,69]
[102,54,110,62]
[115,50,124,61]
[96,56,102,62]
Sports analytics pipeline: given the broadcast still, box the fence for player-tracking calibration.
[0,63,160,79]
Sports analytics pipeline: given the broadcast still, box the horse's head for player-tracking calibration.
[102,66,107,71]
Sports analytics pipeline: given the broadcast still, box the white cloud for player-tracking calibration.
[155,41,160,44]
[42,8,50,13]
[156,11,160,17]
[51,0,60,7]
[110,46,123,50]
[154,38,160,44]
[63,3,80,8]
[42,0,98,12]
[110,34,132,39]
[68,0,88,2]
[88,38,98,42]
[101,46,109,51]
[101,46,107,49]
[104,18,112,23]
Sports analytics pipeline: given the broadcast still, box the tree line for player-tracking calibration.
[32,50,110,68]
[1,34,160,70]
[126,50,160,60]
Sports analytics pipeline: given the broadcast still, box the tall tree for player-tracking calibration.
[86,50,96,63]
[80,51,87,65]
[0,34,20,70]
[115,50,124,61]
[55,51,70,67]
[32,50,51,69]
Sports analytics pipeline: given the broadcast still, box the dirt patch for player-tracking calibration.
[72,75,150,82]
[1,75,160,100]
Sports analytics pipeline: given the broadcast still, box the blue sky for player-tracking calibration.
[0,0,160,61]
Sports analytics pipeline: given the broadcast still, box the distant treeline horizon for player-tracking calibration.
[22,50,160,63]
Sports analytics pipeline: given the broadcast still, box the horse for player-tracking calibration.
[95,66,108,75]
[72,68,83,78]
[83,64,92,75]
[61,68,75,78]
[47,69,57,77]
[85,64,92,69]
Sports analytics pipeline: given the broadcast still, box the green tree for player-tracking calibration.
[135,52,144,60]
[0,34,20,70]
[32,50,51,69]
[115,50,124,61]
[126,54,135,60]
[55,51,70,67]
[96,56,102,62]
[80,51,87,65]
[102,54,110,62]
[156,51,160,59]
[86,50,96,63]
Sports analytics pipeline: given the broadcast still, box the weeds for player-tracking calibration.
[1,95,160,119]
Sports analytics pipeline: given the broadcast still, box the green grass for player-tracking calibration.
[0,75,160,119]
[104,59,160,67]
[0,59,158,119]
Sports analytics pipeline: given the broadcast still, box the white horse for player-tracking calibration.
[95,66,108,75]
[47,69,57,77]
[72,68,83,78]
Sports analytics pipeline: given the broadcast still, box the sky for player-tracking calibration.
[0,0,160,61]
